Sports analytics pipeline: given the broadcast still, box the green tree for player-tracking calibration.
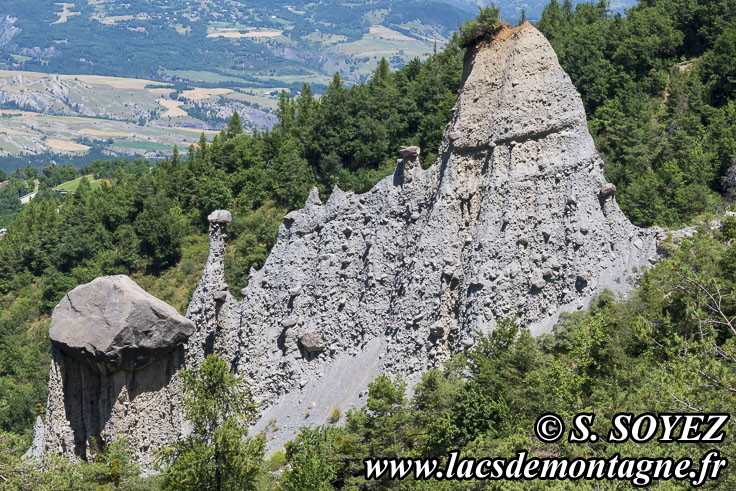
[277,91,296,131]
[517,8,527,26]
[458,4,502,48]
[40,268,77,313]
[538,0,564,43]
[701,23,736,106]
[197,132,208,162]
[271,137,315,209]
[342,374,411,484]
[171,145,181,167]
[158,355,264,491]
[281,426,341,491]
[195,170,232,222]
[227,111,243,139]
[133,197,185,270]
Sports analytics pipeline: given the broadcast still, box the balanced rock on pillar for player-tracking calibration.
[40,275,193,466]
[50,275,194,375]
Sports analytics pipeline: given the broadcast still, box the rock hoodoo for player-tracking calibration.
[37,276,192,466]
[36,23,662,462]
[202,23,660,450]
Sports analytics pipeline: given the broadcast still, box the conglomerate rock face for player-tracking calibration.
[37,23,662,463]
[41,346,186,467]
[186,23,661,450]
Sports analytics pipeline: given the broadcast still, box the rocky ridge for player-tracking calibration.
[35,22,661,463]
[188,23,661,450]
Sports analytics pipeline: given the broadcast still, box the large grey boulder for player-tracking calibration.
[49,275,195,375]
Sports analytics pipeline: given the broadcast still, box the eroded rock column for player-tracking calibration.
[36,275,193,467]
[185,210,235,368]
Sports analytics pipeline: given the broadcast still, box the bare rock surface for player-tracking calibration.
[50,275,194,375]
[206,23,660,451]
[38,24,663,463]
[42,346,186,467]
[22,416,45,460]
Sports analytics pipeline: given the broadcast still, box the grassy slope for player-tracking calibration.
[53,175,106,192]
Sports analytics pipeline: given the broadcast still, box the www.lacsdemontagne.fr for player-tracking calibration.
[363,450,728,487]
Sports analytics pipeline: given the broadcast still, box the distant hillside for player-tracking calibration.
[0,0,475,87]
[437,0,637,21]
[0,69,278,167]
[0,1,641,169]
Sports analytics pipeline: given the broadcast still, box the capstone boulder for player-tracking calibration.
[49,275,194,375]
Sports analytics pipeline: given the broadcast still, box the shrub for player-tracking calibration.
[458,5,504,49]
[722,215,736,240]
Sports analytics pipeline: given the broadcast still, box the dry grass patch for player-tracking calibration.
[51,3,80,25]
[174,127,221,135]
[98,15,135,25]
[240,30,283,38]
[367,25,415,41]
[0,110,40,118]
[46,139,90,152]
[61,74,162,90]
[0,126,28,136]
[0,69,164,91]
[79,128,134,137]
[207,28,283,39]
[180,88,233,101]
[158,99,187,118]
[147,88,175,96]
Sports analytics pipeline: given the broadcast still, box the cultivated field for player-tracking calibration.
[54,174,107,192]
[78,128,134,137]
[46,139,90,152]
[159,99,188,118]
[206,27,284,39]
[325,25,437,78]
[0,69,277,159]
[51,3,80,25]
[180,88,234,101]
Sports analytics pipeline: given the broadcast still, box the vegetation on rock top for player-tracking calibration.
[458,5,505,49]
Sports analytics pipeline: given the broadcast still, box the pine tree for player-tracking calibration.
[197,132,208,162]
[277,90,296,131]
[158,355,264,491]
[373,57,390,84]
[227,111,243,139]
[518,8,527,26]
[538,0,563,43]
[171,145,181,166]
